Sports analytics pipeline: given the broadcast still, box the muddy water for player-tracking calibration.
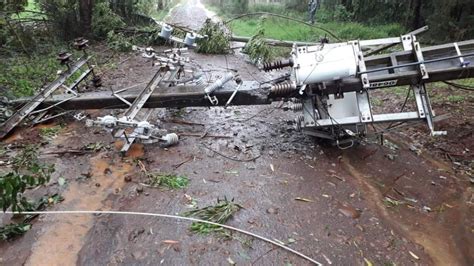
[114,140,145,158]
[25,153,134,265]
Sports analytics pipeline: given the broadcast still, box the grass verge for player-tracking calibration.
[209,3,405,42]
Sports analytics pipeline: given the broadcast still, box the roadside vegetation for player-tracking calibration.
[205,0,473,43]
[0,0,176,99]
[0,145,60,240]
[225,7,405,42]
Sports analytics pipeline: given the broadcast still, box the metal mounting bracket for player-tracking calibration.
[413,84,446,136]
[412,36,429,79]
[356,90,372,123]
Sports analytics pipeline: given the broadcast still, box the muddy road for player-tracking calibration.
[1,1,473,265]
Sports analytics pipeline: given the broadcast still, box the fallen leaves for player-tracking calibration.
[162,240,179,245]
[294,197,313,203]
[364,258,373,266]
[338,204,361,219]
[409,250,420,260]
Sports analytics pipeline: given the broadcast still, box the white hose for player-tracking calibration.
[5,210,322,265]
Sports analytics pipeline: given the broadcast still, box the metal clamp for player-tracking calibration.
[453,42,470,67]
[206,94,219,105]
[412,36,429,79]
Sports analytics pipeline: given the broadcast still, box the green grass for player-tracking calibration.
[0,53,57,98]
[39,125,63,139]
[228,18,405,42]
[214,3,406,42]
[446,95,466,103]
[183,199,242,234]
[146,173,189,189]
[14,0,45,20]
[0,46,83,98]
[427,79,474,104]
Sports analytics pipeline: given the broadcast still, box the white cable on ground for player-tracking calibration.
[5,210,322,265]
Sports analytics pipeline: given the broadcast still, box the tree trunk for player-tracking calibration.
[412,0,423,29]
[79,0,94,35]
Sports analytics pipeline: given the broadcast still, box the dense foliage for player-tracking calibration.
[242,18,273,64]
[196,19,230,54]
[316,0,474,42]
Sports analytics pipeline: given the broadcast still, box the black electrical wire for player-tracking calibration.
[443,80,474,91]
[384,87,411,131]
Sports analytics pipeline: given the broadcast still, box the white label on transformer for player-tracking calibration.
[369,80,398,88]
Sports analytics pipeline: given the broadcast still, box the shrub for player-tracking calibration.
[196,19,230,54]
[106,31,133,52]
[242,18,274,64]
[92,2,125,39]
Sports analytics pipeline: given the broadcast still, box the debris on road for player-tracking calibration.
[162,240,179,245]
[322,253,333,264]
[337,203,361,219]
[266,207,279,214]
[409,250,420,260]
[201,144,261,162]
[294,197,313,203]
[184,198,242,234]
[145,173,189,189]
[364,257,373,266]
[422,206,432,212]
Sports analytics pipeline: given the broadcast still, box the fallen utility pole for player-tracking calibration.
[14,81,268,110]
[16,39,474,111]
[6,30,474,149]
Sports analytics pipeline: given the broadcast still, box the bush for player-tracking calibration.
[106,31,133,52]
[92,2,125,38]
[196,19,230,54]
[333,4,352,22]
[242,18,274,64]
[1,145,54,212]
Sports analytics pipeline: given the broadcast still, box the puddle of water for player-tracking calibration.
[26,154,133,265]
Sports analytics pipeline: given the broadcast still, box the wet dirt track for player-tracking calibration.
[1,0,473,265]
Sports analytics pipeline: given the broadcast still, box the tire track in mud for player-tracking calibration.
[341,151,471,265]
